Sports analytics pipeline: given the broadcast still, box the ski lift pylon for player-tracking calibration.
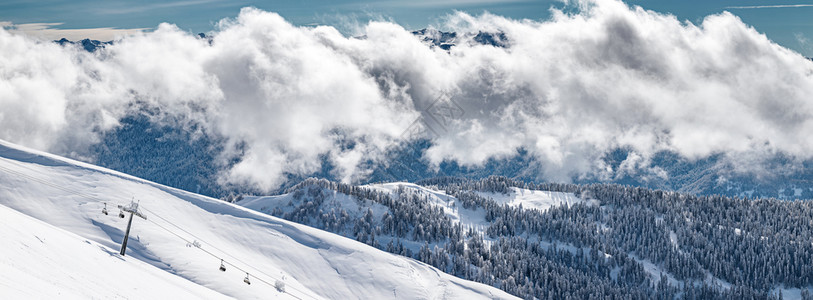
[219,259,226,272]
[244,273,251,285]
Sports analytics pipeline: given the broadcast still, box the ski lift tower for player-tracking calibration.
[118,199,146,256]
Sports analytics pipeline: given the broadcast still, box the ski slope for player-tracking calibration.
[0,139,515,300]
[0,202,228,299]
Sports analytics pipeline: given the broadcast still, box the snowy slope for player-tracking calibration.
[0,139,515,300]
[364,182,491,230]
[242,182,592,235]
[241,182,485,233]
[475,187,593,212]
[369,183,593,228]
[0,203,228,299]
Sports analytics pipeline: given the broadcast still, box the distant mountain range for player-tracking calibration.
[54,37,111,52]
[411,28,508,49]
[54,28,508,53]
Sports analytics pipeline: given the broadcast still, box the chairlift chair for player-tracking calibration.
[219,259,226,272]
[102,203,108,215]
[118,209,125,218]
[244,273,251,285]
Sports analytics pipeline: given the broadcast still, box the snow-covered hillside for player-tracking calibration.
[242,182,590,233]
[0,203,227,299]
[235,177,813,299]
[0,139,515,300]
[475,187,590,212]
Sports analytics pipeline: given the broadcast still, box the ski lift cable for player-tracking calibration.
[138,205,315,299]
[0,162,107,202]
[144,216,309,300]
[135,203,303,295]
[143,214,311,299]
[0,163,136,222]
[0,161,136,216]
[0,159,153,212]
[0,163,132,218]
[0,159,312,300]
[140,205,279,275]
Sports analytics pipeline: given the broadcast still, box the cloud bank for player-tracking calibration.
[1,0,812,191]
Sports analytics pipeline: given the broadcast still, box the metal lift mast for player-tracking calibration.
[118,200,146,256]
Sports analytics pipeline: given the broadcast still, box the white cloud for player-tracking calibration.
[2,0,813,192]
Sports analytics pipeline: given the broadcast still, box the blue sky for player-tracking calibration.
[1,0,813,56]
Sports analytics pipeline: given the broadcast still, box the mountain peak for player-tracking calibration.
[53,38,111,52]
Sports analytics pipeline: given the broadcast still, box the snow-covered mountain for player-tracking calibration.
[234,176,813,299]
[54,38,111,52]
[240,181,590,243]
[0,139,515,299]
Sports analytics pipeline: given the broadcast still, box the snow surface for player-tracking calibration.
[242,181,597,257]
[476,187,592,213]
[363,183,593,228]
[628,254,682,288]
[772,286,813,300]
[245,181,744,293]
[367,182,479,224]
[0,140,515,300]
[247,182,592,238]
[0,202,228,299]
